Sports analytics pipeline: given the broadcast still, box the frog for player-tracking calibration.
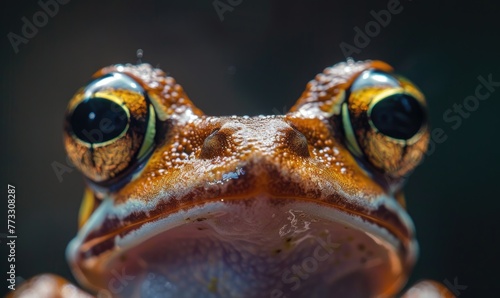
[9,60,454,298]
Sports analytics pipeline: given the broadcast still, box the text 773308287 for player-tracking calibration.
[6,184,17,291]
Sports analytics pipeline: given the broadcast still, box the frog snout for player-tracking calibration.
[199,118,310,160]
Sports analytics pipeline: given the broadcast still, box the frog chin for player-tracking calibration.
[67,195,417,298]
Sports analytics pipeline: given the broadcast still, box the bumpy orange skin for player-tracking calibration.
[75,61,415,256]
[8,60,453,298]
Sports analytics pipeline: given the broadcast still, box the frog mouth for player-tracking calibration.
[67,195,417,297]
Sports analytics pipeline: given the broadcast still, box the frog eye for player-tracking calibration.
[341,69,429,177]
[64,72,156,182]
[368,92,425,140]
[69,97,129,144]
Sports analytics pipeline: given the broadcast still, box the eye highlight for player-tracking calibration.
[64,72,157,183]
[351,69,400,90]
[341,69,429,177]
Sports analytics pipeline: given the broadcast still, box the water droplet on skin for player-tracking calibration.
[136,49,144,64]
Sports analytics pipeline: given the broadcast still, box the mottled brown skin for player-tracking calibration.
[291,61,393,112]
[9,60,453,297]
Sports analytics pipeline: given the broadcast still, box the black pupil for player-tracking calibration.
[70,97,128,144]
[370,94,425,140]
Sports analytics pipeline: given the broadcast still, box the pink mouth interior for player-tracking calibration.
[75,197,411,297]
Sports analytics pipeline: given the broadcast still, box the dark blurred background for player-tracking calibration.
[1,0,499,296]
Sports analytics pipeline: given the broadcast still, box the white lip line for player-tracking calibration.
[66,194,416,269]
[77,193,410,245]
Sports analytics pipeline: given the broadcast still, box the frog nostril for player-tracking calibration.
[199,129,231,159]
[284,128,310,157]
